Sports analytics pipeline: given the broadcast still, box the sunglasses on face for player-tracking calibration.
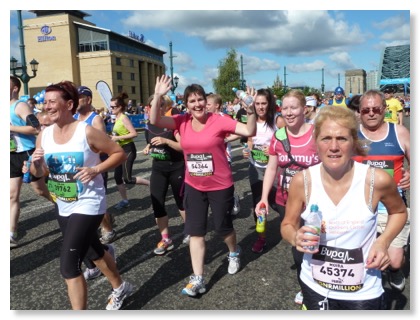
[110,105,118,109]
[360,107,383,115]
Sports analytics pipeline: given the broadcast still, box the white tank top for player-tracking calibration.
[300,162,383,300]
[249,120,276,168]
[41,121,106,217]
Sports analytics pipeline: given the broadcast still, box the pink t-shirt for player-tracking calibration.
[268,125,320,206]
[174,113,237,191]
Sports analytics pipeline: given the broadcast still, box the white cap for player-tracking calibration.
[305,96,317,107]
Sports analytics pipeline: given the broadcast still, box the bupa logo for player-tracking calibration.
[40,25,52,35]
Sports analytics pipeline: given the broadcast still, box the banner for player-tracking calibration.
[96,80,113,112]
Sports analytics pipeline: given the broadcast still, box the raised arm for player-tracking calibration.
[149,75,176,130]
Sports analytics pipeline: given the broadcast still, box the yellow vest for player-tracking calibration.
[332,98,347,107]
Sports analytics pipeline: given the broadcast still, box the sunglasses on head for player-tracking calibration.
[360,107,383,115]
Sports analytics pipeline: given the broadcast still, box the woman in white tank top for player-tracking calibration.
[281,106,407,310]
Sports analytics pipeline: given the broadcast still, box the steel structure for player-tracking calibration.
[378,44,410,93]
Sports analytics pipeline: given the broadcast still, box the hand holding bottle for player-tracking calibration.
[255,202,267,233]
[242,143,250,159]
[302,204,322,252]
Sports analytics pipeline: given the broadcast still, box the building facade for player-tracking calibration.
[344,69,366,96]
[366,70,379,91]
[22,10,166,108]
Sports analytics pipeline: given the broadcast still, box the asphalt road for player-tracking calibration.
[10,118,411,311]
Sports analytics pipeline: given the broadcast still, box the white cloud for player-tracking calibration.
[122,10,367,57]
[329,52,355,69]
[287,60,327,73]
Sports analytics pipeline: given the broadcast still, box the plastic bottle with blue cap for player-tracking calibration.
[303,204,321,251]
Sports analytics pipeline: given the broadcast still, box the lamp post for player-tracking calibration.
[240,55,246,90]
[169,41,178,95]
[10,10,39,96]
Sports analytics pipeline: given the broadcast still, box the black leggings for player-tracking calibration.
[57,212,105,279]
[150,162,185,218]
[114,142,137,185]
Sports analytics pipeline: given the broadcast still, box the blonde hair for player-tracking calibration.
[281,89,306,107]
[314,106,367,156]
[162,95,173,109]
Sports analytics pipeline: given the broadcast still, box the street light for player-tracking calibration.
[10,10,39,95]
[10,57,39,79]
[169,41,178,95]
[171,75,179,94]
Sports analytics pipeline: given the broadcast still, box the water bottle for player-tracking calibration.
[303,204,321,251]
[256,203,267,233]
[23,156,32,183]
[242,143,250,158]
[232,87,253,106]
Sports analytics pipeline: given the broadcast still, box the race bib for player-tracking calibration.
[10,134,17,152]
[310,245,365,292]
[251,144,269,166]
[150,147,171,161]
[281,167,300,191]
[187,153,214,177]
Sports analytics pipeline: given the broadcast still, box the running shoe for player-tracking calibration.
[10,233,18,248]
[252,236,267,253]
[182,234,191,245]
[154,239,174,255]
[114,200,130,210]
[106,281,134,310]
[389,269,406,291]
[227,245,241,274]
[294,291,303,305]
[100,230,117,244]
[232,193,240,215]
[84,267,101,281]
[181,275,206,297]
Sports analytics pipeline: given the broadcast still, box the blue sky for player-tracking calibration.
[10,9,411,96]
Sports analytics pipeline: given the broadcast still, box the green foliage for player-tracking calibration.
[212,48,241,103]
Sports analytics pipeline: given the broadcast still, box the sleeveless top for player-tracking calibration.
[354,122,405,214]
[249,120,277,168]
[300,162,383,300]
[41,121,106,217]
[112,114,133,146]
[269,125,319,206]
[10,100,36,153]
[74,111,99,126]
[331,98,347,107]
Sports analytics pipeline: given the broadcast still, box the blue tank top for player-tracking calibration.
[74,112,98,126]
[354,123,405,213]
[10,100,36,153]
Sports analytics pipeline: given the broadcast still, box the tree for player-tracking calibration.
[212,48,241,103]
